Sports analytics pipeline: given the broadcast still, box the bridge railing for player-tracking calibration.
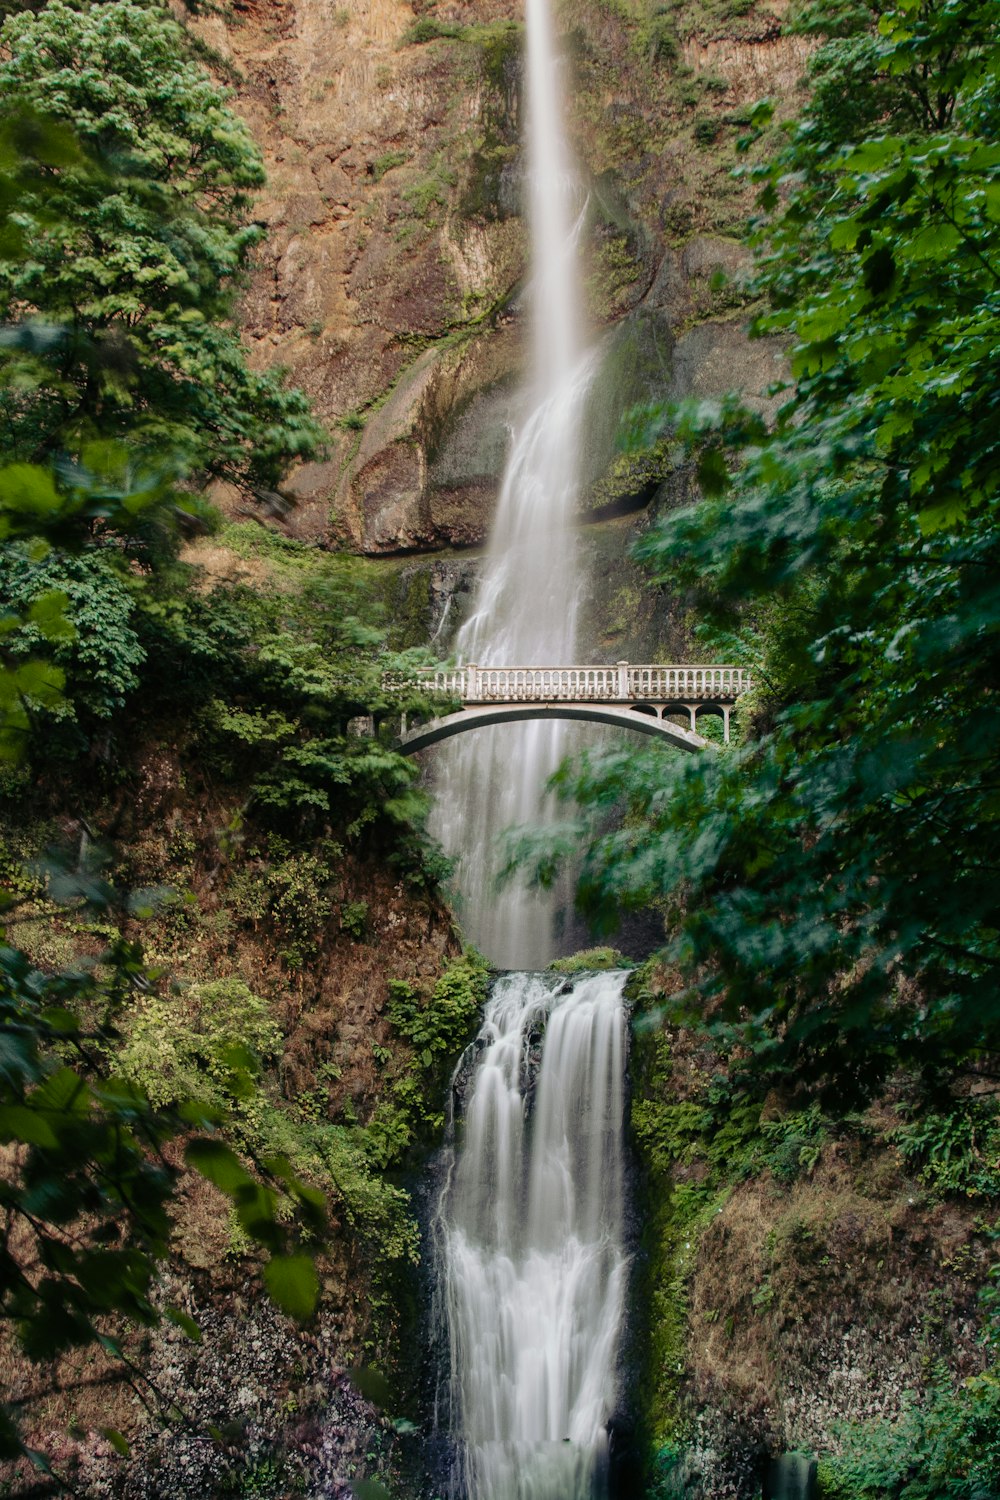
[401,663,750,704]
[629,666,749,701]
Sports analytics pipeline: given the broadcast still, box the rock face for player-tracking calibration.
[194,0,804,560]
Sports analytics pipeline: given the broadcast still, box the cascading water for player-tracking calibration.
[436,971,629,1500]
[427,0,594,969]
[428,10,631,1497]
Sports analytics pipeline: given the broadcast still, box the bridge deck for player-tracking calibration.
[403,662,750,705]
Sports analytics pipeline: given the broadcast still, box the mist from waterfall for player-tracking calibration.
[436,970,629,1500]
[427,0,593,970]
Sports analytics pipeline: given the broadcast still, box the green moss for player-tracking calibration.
[602,581,644,640]
[382,952,488,1142]
[212,526,437,652]
[464,20,522,94]
[549,947,632,973]
[459,139,519,221]
[587,232,645,319]
[628,998,720,1448]
[219,521,321,572]
[372,149,409,181]
[627,961,839,1464]
[401,17,463,44]
[644,1180,726,1446]
[402,16,521,61]
[378,566,433,651]
[584,444,675,515]
[402,160,456,219]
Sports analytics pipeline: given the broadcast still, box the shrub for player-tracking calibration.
[115,977,282,1120]
[0,547,143,723]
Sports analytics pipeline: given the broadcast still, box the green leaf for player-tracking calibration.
[0,464,62,521]
[184,1137,254,1195]
[346,1366,395,1409]
[164,1305,202,1343]
[262,1252,320,1322]
[27,590,73,643]
[917,497,969,535]
[0,1104,59,1148]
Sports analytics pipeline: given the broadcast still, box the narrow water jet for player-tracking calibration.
[436,971,630,1500]
[427,0,594,969]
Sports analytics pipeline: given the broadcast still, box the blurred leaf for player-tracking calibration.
[262,1252,319,1322]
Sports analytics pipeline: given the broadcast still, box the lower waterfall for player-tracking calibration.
[435,969,629,1500]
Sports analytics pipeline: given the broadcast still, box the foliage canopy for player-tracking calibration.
[515,0,1000,1104]
[0,2,322,492]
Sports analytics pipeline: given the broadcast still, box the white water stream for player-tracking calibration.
[427,0,595,970]
[429,9,630,1496]
[436,971,629,1500]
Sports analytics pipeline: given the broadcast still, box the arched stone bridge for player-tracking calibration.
[390,663,751,755]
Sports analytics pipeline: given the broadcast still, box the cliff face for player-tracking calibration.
[0,709,471,1498]
[0,9,830,1495]
[192,0,802,578]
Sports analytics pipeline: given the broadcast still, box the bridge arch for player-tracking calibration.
[397,702,709,756]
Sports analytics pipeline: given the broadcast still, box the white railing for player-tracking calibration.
[403,663,750,704]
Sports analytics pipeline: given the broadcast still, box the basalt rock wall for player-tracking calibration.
[194,0,803,577]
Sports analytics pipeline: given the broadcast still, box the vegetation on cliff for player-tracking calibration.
[527,0,1000,1113]
[0,0,322,495]
[0,6,479,1488]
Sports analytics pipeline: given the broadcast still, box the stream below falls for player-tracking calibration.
[434,970,630,1500]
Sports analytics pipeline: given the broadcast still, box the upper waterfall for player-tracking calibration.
[427,0,596,969]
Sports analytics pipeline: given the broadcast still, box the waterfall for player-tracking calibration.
[427,17,630,1494]
[436,970,630,1500]
[427,0,594,969]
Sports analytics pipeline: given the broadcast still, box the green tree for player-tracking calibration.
[518,0,1000,1102]
[0,892,328,1480]
[0,0,321,492]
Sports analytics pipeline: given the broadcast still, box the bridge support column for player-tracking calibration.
[688,705,697,734]
[723,705,731,745]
